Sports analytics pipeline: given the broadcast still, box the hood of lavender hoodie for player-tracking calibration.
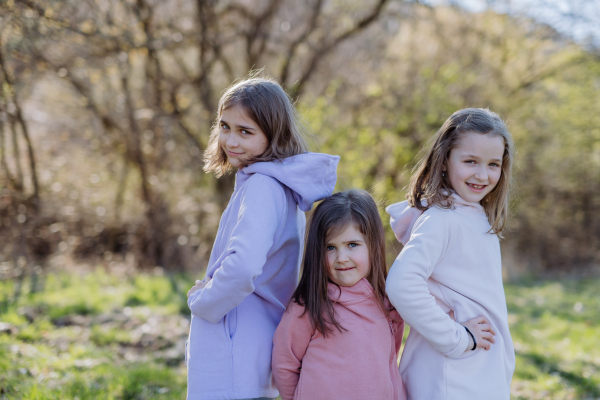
[243,152,339,212]
[187,152,339,400]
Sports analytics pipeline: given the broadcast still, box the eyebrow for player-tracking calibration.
[462,154,502,163]
[327,239,365,245]
[219,118,255,131]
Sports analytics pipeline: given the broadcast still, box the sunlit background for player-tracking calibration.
[0,0,599,398]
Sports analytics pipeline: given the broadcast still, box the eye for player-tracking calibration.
[241,129,251,135]
[220,123,230,130]
[490,162,501,168]
[326,245,335,251]
[464,160,476,164]
[348,243,358,248]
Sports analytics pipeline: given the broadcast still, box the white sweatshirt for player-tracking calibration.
[385,194,515,400]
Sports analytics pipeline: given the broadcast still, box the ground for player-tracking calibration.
[0,269,598,399]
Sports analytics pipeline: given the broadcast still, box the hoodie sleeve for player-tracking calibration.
[188,174,286,323]
[385,211,469,358]
[272,302,313,400]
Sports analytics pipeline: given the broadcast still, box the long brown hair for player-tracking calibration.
[203,72,309,177]
[292,190,389,337]
[407,108,515,236]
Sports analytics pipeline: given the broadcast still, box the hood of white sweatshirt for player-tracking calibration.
[386,192,485,245]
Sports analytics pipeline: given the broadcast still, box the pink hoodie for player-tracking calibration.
[272,278,407,400]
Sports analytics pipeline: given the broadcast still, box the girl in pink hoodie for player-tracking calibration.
[272,190,407,400]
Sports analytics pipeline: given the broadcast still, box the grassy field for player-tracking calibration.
[0,268,599,399]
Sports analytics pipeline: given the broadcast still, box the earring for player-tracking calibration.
[442,172,446,177]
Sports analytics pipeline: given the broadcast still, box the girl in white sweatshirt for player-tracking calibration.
[385,108,516,400]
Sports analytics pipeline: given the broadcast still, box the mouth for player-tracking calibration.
[336,267,355,272]
[466,182,487,192]
[226,150,244,157]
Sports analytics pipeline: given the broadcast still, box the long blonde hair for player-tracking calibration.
[203,73,309,177]
[407,108,515,236]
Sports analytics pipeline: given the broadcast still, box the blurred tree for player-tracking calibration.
[304,4,600,273]
[0,0,393,271]
[0,0,598,276]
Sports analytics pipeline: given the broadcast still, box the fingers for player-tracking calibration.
[187,285,199,298]
[461,314,498,351]
[481,331,496,344]
[478,338,493,351]
[448,310,456,321]
[187,278,211,298]
[477,322,496,336]
[469,316,497,335]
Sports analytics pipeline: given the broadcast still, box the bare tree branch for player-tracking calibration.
[0,43,39,198]
[291,0,390,97]
[245,0,282,69]
[279,0,324,86]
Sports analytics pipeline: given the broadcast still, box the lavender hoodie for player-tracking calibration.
[186,153,339,400]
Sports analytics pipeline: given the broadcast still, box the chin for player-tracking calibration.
[226,158,241,168]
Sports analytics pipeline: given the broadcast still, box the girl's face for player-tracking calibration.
[325,223,370,287]
[218,104,269,169]
[444,131,505,203]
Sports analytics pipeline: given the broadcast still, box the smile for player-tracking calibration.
[336,267,355,271]
[466,183,486,191]
[226,150,243,156]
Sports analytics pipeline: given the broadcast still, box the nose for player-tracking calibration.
[226,133,238,148]
[336,249,350,264]
[474,165,489,182]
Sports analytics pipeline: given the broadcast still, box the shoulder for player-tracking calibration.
[414,206,459,230]
[245,173,285,193]
[285,300,308,318]
[279,300,312,330]
[242,174,287,204]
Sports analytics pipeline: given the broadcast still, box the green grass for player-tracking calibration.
[0,270,190,399]
[1,269,599,399]
[505,278,600,400]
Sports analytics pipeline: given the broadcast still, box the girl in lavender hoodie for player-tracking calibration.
[186,76,339,400]
[272,190,407,400]
[385,108,516,399]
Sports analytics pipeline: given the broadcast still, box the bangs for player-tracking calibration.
[324,214,361,243]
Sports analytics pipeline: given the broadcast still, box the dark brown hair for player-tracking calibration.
[407,108,515,236]
[292,190,389,337]
[203,72,309,177]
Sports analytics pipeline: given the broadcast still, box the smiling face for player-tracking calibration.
[218,104,269,169]
[326,223,370,287]
[444,131,505,203]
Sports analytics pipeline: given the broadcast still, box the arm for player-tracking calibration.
[390,309,405,354]
[188,175,286,323]
[272,302,313,400]
[385,212,469,358]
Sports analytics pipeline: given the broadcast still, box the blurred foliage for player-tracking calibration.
[0,0,598,281]
[1,270,599,398]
